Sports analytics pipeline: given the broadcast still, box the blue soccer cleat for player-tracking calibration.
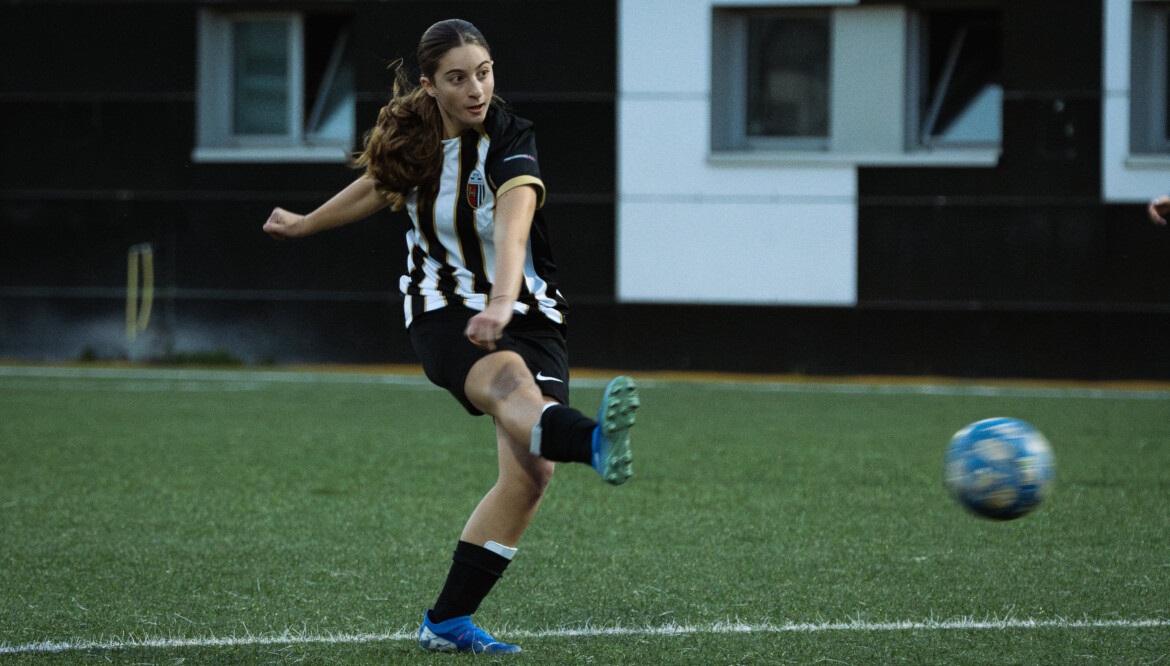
[592,375,639,485]
[418,612,522,654]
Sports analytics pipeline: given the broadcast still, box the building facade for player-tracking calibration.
[1,0,1168,379]
[612,0,1170,378]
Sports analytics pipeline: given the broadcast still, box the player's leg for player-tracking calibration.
[541,374,639,485]
[465,350,550,448]
[420,356,552,655]
[461,416,555,546]
[419,418,549,655]
[466,350,640,484]
[420,352,550,627]
[409,309,639,482]
[416,333,639,654]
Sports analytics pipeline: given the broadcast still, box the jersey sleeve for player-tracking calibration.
[487,120,546,210]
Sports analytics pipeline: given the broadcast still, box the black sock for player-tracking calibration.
[534,405,596,464]
[429,541,512,624]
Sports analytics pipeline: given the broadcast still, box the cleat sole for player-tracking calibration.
[598,376,639,485]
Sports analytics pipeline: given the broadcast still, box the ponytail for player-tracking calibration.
[352,61,444,211]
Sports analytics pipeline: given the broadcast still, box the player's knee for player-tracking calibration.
[477,352,538,407]
[530,461,554,496]
[505,459,554,500]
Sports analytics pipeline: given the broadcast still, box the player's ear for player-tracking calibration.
[420,77,437,98]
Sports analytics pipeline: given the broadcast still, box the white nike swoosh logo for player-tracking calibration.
[535,371,564,383]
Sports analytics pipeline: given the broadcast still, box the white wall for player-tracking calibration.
[1102,0,1170,201]
[616,0,858,305]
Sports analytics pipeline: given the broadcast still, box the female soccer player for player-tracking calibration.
[262,19,640,655]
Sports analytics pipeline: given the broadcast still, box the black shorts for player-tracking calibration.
[408,307,571,415]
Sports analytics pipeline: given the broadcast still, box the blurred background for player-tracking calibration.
[1,0,1168,379]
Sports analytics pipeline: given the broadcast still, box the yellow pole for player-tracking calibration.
[126,243,154,342]
[138,245,154,332]
[126,248,139,341]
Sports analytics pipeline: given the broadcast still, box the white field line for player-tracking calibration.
[2,617,1168,655]
[2,365,1169,400]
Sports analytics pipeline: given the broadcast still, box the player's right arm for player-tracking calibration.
[264,175,390,240]
[1148,194,1170,226]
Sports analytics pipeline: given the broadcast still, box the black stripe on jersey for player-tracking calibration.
[414,191,464,310]
[406,242,429,321]
[454,134,489,295]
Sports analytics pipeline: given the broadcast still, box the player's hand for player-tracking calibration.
[465,299,513,351]
[263,207,308,240]
[1148,196,1170,226]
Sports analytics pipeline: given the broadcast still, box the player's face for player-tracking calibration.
[423,44,494,139]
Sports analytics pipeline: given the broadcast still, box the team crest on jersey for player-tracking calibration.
[467,170,487,209]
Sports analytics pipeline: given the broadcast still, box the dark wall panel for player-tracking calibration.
[0,3,196,94]
[3,101,198,191]
[569,304,1170,381]
[0,296,406,365]
[508,100,615,196]
[858,203,1170,305]
[1000,0,1100,93]
[4,202,162,293]
[542,202,615,301]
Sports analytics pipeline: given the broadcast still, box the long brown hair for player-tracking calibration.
[353,19,493,210]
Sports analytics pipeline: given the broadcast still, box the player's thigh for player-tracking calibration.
[464,350,542,415]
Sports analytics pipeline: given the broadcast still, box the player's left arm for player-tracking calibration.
[464,184,539,350]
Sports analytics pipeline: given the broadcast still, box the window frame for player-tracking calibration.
[709,3,1001,167]
[194,9,354,163]
[712,8,833,152]
[1130,2,1170,155]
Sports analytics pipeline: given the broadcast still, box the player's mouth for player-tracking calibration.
[467,103,486,115]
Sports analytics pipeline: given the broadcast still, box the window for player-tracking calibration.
[231,20,293,137]
[195,11,355,162]
[910,8,1002,150]
[1131,2,1170,154]
[711,4,1001,164]
[746,12,831,146]
[713,9,831,151]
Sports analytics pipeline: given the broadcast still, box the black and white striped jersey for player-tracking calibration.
[399,106,568,328]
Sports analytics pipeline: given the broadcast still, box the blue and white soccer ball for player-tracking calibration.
[944,417,1055,521]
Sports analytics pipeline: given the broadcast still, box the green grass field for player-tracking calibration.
[1,365,1168,664]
